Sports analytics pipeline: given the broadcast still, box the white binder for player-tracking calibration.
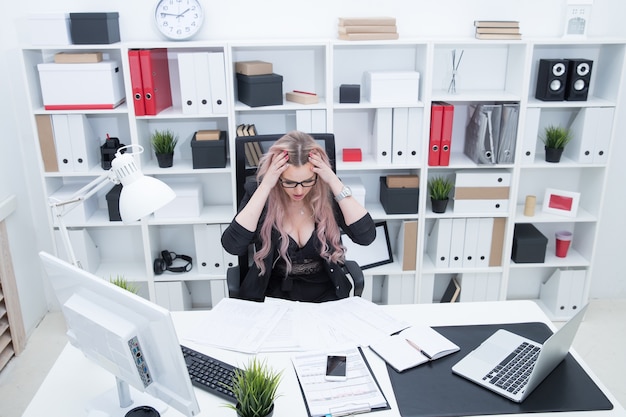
[208,52,228,114]
[311,109,327,132]
[565,107,614,164]
[382,274,415,304]
[406,107,422,164]
[51,114,74,172]
[194,52,213,114]
[193,223,225,275]
[373,108,393,164]
[521,107,541,165]
[448,218,466,268]
[178,52,198,114]
[67,114,98,172]
[427,218,453,268]
[475,217,494,268]
[391,107,409,164]
[462,218,480,268]
[220,224,238,271]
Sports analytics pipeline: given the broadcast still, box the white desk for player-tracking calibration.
[23,300,624,417]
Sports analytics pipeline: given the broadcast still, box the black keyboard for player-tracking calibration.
[181,345,241,403]
[483,341,541,395]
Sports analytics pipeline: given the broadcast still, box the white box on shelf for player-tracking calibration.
[28,13,71,45]
[155,281,192,311]
[364,71,420,103]
[153,183,203,219]
[49,183,98,225]
[340,177,366,207]
[37,61,125,110]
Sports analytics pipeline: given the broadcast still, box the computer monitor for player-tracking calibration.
[39,251,200,417]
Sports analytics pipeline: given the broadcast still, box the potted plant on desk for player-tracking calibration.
[224,357,282,417]
[428,176,454,213]
[541,125,572,163]
[151,129,178,168]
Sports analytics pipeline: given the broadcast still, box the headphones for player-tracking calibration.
[153,250,193,275]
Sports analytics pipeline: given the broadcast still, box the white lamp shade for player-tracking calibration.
[119,176,176,223]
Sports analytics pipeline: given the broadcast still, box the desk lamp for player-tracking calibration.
[49,145,175,267]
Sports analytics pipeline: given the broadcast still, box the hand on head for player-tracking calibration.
[262,150,290,189]
[308,151,336,185]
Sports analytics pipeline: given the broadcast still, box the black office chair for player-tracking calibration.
[226,133,365,298]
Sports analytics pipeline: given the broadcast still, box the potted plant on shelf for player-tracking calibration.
[224,357,282,417]
[428,176,454,213]
[541,125,572,163]
[109,275,139,294]
[151,129,178,168]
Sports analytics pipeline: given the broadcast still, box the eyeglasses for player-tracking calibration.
[279,174,318,188]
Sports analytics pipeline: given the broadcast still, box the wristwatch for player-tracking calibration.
[335,185,352,202]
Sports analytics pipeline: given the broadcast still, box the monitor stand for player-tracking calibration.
[85,377,168,417]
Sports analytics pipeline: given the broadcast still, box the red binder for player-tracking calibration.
[128,49,145,116]
[139,48,172,116]
[428,103,444,166]
[439,102,454,166]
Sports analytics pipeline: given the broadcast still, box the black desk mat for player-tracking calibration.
[387,322,613,417]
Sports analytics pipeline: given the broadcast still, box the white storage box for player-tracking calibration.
[454,170,511,214]
[364,71,420,103]
[28,13,71,45]
[341,177,366,207]
[154,281,192,311]
[153,183,203,219]
[49,183,98,225]
[37,60,125,110]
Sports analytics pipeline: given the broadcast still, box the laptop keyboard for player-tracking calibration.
[483,341,541,395]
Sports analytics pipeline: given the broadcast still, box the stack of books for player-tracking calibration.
[338,17,399,41]
[474,20,521,40]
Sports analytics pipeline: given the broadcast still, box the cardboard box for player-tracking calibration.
[54,52,103,63]
[286,91,319,104]
[195,130,221,141]
[37,60,125,110]
[379,176,419,214]
[191,131,227,169]
[236,73,283,107]
[69,12,120,44]
[339,84,360,103]
[235,60,273,76]
[28,13,71,45]
[153,183,203,219]
[386,175,419,188]
[364,71,420,103]
[511,223,548,263]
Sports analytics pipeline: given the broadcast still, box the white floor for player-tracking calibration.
[1,299,625,417]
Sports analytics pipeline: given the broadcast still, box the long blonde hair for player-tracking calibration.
[253,131,344,275]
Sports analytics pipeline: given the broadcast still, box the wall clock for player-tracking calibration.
[154,0,204,40]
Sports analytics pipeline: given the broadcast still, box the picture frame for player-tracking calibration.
[342,221,393,270]
[563,1,592,38]
[542,188,580,217]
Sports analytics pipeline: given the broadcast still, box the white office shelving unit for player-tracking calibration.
[20,36,626,313]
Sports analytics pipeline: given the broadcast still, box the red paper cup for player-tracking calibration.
[555,231,573,258]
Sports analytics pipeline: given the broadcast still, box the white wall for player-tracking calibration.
[3,0,626,336]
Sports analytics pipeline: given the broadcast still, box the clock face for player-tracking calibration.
[154,0,204,40]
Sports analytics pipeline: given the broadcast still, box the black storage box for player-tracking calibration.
[236,73,283,107]
[512,223,548,263]
[70,12,120,44]
[379,176,419,214]
[340,84,360,103]
[105,184,123,221]
[191,131,227,169]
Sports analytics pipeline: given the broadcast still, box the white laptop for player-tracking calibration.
[452,304,588,403]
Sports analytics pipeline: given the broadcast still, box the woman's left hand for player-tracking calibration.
[308,151,338,185]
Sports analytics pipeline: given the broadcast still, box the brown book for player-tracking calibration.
[244,142,258,166]
[338,17,396,26]
[489,218,506,267]
[399,220,418,271]
[475,33,522,40]
[54,52,103,63]
[338,25,398,34]
[476,27,521,34]
[236,124,246,137]
[338,32,399,41]
[474,20,520,28]
[35,115,58,172]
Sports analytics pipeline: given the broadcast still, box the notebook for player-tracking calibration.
[451,304,588,403]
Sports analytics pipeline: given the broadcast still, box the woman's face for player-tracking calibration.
[279,163,317,202]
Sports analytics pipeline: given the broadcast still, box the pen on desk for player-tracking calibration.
[405,338,432,360]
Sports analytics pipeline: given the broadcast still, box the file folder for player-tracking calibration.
[194,52,213,114]
[374,108,393,164]
[178,52,197,114]
[428,103,443,166]
[392,107,409,164]
[496,103,519,164]
[565,107,614,164]
[462,218,480,268]
[464,104,502,165]
[128,49,145,116]
[448,218,466,268]
[427,218,453,268]
[67,114,99,172]
[51,114,74,172]
[475,217,494,268]
[193,224,225,275]
[140,48,172,115]
[406,107,422,164]
[439,102,454,166]
[207,52,228,114]
[35,115,59,172]
[521,107,541,165]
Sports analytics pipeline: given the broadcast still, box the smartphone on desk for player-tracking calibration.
[325,354,347,381]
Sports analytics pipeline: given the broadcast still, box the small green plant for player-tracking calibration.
[224,357,282,417]
[541,125,572,149]
[428,176,454,200]
[151,129,178,154]
[109,275,139,294]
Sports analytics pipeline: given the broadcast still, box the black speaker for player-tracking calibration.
[565,59,593,101]
[153,250,193,275]
[535,59,568,101]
